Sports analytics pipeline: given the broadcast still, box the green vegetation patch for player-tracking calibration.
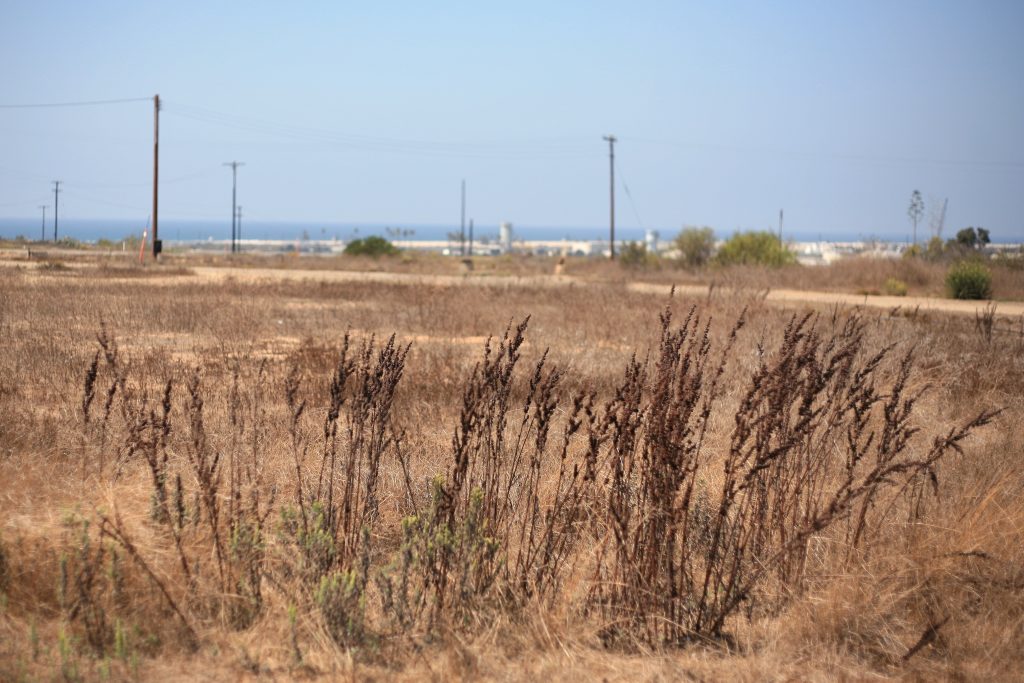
[343,236,399,257]
[716,230,795,267]
[946,260,992,300]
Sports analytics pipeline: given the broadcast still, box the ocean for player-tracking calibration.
[0,217,917,245]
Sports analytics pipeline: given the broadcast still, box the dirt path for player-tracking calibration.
[188,265,1024,318]
[188,265,567,289]
[8,261,1024,318]
[626,281,1024,317]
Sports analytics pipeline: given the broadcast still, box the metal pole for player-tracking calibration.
[223,161,244,253]
[52,180,62,242]
[468,218,474,257]
[152,94,160,259]
[603,135,616,259]
[39,205,46,241]
[460,179,466,256]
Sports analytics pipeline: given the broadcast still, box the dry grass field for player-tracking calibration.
[1,257,1022,681]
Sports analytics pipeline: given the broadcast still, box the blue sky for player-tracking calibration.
[1,1,1022,240]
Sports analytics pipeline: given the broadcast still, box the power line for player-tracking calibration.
[618,162,645,231]
[61,187,148,212]
[0,198,50,208]
[0,97,151,109]
[163,101,596,159]
[0,164,215,189]
[624,135,1024,170]
[621,180,645,232]
[64,170,214,190]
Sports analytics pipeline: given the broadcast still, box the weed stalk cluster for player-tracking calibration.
[69,303,995,657]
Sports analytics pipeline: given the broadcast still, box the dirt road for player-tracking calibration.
[9,261,1024,318]
[188,265,1024,318]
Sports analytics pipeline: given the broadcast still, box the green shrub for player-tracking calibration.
[715,231,795,267]
[672,226,715,268]
[316,569,365,646]
[883,278,908,297]
[618,241,657,268]
[343,235,399,257]
[946,260,992,300]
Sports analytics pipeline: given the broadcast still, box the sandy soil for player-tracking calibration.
[172,264,1024,318]
[7,260,1023,318]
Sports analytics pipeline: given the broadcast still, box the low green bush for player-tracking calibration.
[715,231,795,267]
[618,241,658,268]
[883,278,908,297]
[673,226,716,268]
[946,260,992,300]
[343,236,399,257]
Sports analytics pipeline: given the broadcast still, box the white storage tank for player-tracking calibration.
[644,229,659,253]
[500,222,513,254]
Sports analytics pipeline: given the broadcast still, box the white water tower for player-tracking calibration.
[644,229,659,253]
[500,222,513,254]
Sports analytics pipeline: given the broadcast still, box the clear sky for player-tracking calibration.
[1,1,1022,240]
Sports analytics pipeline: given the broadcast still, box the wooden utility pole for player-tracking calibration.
[52,180,61,241]
[152,94,160,259]
[603,135,616,259]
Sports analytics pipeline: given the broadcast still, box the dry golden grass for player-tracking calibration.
[570,253,1024,301]
[0,257,1022,681]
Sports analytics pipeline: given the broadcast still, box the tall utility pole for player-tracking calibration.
[460,179,466,256]
[52,180,62,242]
[223,161,244,253]
[603,135,616,260]
[152,94,160,259]
[38,205,46,241]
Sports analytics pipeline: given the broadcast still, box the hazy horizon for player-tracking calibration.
[5,216,1022,247]
[2,2,1022,240]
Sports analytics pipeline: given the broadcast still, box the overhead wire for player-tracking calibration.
[0,97,151,109]
[623,135,1024,170]
[5,95,1021,233]
[6,96,1014,167]
[0,198,51,208]
[162,100,598,159]
[61,187,149,212]
[69,170,219,190]
[618,165,646,232]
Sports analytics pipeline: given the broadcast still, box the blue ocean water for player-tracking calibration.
[0,217,896,244]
